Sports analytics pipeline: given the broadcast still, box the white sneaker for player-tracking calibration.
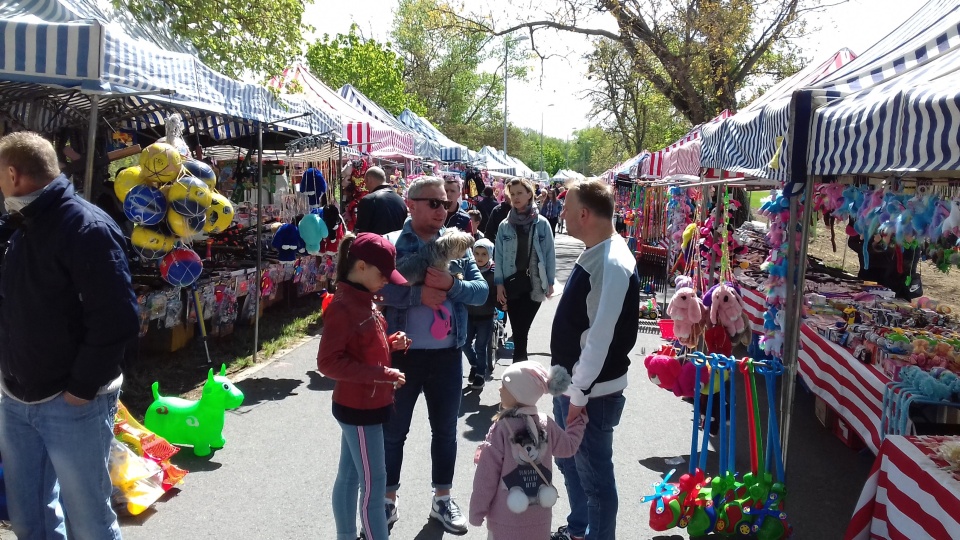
[386,497,398,528]
[430,496,467,534]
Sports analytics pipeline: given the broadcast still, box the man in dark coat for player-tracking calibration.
[0,131,139,539]
[475,186,498,233]
[355,166,408,235]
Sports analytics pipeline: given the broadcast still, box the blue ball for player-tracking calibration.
[183,160,217,189]
[160,248,203,288]
[123,185,167,226]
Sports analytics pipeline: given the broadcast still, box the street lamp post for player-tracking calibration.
[540,103,555,175]
[503,34,528,154]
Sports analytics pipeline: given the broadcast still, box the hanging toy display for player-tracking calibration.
[757,192,791,358]
[643,353,791,539]
[119,115,235,289]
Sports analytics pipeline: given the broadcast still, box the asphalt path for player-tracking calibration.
[119,233,872,539]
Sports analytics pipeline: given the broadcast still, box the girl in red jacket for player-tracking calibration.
[318,232,411,540]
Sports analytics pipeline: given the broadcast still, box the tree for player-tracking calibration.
[390,0,527,150]
[585,39,690,155]
[305,25,425,117]
[435,0,828,124]
[119,0,311,79]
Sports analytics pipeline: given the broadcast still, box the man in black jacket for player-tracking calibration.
[355,166,408,235]
[475,186,498,233]
[0,132,139,539]
[483,191,512,241]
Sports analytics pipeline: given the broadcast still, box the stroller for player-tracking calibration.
[488,308,510,374]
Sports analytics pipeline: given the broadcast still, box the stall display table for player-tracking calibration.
[740,285,766,334]
[845,435,960,540]
[798,324,887,453]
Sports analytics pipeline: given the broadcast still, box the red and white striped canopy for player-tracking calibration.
[270,64,416,158]
[645,110,745,180]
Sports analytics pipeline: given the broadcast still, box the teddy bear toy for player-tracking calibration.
[710,282,747,337]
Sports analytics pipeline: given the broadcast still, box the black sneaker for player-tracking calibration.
[469,374,485,390]
[551,525,585,540]
[430,497,467,534]
[467,367,476,382]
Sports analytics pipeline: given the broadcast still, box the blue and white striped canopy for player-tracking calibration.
[616,152,650,178]
[0,18,104,89]
[808,0,960,175]
[699,49,856,181]
[398,108,467,162]
[339,84,442,160]
[0,0,340,140]
[479,146,516,176]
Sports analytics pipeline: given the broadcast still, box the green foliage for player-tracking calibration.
[390,0,528,150]
[119,0,312,79]
[585,38,690,155]
[305,24,425,116]
[436,0,816,124]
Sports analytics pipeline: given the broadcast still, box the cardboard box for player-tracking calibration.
[814,396,836,429]
[833,417,866,450]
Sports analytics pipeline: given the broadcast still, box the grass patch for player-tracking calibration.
[750,190,766,211]
[121,290,324,418]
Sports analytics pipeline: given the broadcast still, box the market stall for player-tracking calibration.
[272,64,416,159]
[846,435,960,539]
[339,83,443,160]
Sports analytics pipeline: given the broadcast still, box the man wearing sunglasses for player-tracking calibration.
[378,176,488,534]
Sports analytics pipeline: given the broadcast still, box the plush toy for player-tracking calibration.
[933,342,956,369]
[667,287,707,342]
[644,350,681,393]
[710,283,746,337]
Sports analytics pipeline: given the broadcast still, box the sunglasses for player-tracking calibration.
[410,197,448,209]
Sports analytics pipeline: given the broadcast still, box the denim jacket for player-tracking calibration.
[494,216,556,294]
[380,219,488,348]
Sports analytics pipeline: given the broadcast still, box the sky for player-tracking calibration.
[306,0,929,142]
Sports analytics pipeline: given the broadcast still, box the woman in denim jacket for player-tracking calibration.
[494,178,557,362]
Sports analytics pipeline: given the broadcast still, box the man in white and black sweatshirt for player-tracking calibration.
[549,179,640,540]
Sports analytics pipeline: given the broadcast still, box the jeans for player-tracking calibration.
[553,392,626,540]
[548,217,559,236]
[0,390,121,540]
[506,295,541,361]
[463,316,494,377]
[332,421,388,540]
[384,347,463,492]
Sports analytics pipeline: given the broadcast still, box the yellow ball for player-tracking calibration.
[166,207,206,238]
[204,193,234,234]
[130,225,176,260]
[140,143,183,183]
[167,176,212,217]
[114,166,145,201]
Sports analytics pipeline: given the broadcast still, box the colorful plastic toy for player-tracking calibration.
[143,364,245,456]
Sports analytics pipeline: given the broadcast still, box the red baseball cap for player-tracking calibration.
[350,233,408,285]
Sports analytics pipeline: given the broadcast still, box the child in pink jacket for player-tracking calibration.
[470,361,587,540]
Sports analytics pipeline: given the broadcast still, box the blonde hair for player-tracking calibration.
[0,132,60,184]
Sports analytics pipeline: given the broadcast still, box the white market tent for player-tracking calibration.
[398,108,468,162]
[271,64,416,159]
[339,84,443,161]
[479,146,518,176]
